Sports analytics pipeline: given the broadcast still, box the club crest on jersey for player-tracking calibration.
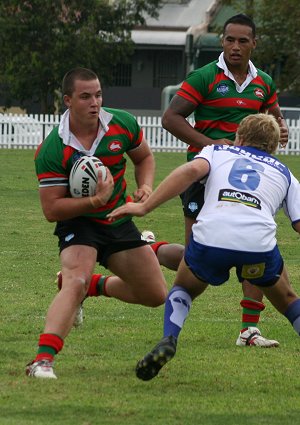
[188,202,198,213]
[108,141,122,152]
[217,83,229,96]
[254,88,264,98]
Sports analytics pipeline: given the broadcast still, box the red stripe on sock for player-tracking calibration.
[88,274,102,297]
[240,299,265,311]
[38,333,64,353]
[243,314,260,324]
[35,353,54,362]
[150,241,169,255]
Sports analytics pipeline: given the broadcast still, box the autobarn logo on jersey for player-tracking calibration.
[218,189,261,209]
[108,141,122,152]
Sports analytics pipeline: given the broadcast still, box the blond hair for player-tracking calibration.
[237,113,280,154]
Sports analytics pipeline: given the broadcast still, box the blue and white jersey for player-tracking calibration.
[192,145,300,252]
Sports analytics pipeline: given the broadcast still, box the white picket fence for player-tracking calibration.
[0,110,300,154]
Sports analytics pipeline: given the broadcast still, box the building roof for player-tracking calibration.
[145,0,214,28]
[131,29,187,46]
[133,0,216,46]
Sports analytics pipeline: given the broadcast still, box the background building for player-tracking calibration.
[104,0,222,115]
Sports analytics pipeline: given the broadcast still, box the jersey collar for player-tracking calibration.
[58,109,113,155]
[217,52,257,93]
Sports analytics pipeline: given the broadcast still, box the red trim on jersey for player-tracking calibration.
[111,168,126,183]
[194,119,238,133]
[107,123,143,146]
[177,81,204,105]
[268,102,279,112]
[106,123,131,138]
[34,143,43,159]
[62,146,76,168]
[101,154,124,166]
[203,97,263,110]
[37,171,67,180]
[92,180,127,212]
[265,93,278,107]
[252,75,270,92]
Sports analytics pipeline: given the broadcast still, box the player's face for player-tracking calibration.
[64,78,103,126]
[222,23,256,71]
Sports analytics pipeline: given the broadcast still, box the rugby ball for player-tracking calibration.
[69,156,107,198]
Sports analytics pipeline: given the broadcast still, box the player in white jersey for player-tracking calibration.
[192,144,293,253]
[108,113,300,381]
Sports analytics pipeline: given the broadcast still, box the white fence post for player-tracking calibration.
[0,109,300,153]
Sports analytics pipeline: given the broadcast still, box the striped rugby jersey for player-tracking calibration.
[34,107,143,226]
[177,60,279,162]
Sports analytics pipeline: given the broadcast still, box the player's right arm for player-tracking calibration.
[162,95,231,149]
[39,171,114,222]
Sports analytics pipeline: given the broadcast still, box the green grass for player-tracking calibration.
[0,150,300,425]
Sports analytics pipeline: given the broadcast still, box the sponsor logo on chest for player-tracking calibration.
[216,83,229,96]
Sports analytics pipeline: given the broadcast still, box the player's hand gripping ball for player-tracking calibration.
[69,155,107,198]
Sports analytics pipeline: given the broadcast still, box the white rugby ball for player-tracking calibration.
[69,156,107,198]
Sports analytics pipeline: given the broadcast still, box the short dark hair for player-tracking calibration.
[223,13,256,38]
[62,67,98,96]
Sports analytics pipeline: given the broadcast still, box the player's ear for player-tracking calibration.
[63,94,71,108]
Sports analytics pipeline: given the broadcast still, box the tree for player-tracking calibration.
[0,0,163,113]
[217,0,300,94]
[254,0,300,94]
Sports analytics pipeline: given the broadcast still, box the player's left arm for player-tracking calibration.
[268,106,289,148]
[127,137,154,203]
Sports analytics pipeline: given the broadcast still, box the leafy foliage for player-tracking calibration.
[0,0,162,113]
[254,0,300,94]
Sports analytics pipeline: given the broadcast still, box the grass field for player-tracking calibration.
[0,150,300,425]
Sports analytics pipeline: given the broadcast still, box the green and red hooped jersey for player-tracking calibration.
[176,60,279,161]
[34,107,143,226]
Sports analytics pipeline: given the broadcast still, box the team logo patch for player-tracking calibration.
[241,263,265,279]
[65,233,75,242]
[254,88,264,98]
[188,202,198,213]
[217,83,229,96]
[108,141,122,152]
[218,189,261,209]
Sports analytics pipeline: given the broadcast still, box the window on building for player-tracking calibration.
[112,63,132,86]
[153,51,182,88]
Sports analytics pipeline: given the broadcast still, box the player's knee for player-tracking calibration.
[142,284,167,307]
[63,274,90,299]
